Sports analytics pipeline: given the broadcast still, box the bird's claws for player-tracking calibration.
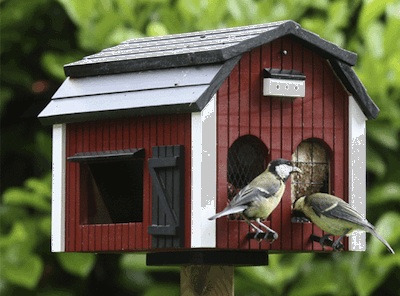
[247,231,278,243]
[332,239,344,251]
[310,234,344,251]
[291,216,311,223]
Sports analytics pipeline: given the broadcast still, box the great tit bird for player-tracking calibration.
[293,193,395,254]
[209,158,302,240]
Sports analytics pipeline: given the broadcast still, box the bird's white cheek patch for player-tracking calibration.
[276,164,293,180]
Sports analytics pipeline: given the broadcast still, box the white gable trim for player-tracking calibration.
[191,94,217,248]
[348,96,367,251]
[51,124,66,252]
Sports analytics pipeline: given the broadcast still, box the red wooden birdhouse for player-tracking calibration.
[39,21,378,263]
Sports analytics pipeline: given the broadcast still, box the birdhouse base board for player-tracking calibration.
[146,250,269,266]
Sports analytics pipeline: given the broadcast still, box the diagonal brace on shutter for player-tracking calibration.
[148,156,180,235]
[147,145,185,245]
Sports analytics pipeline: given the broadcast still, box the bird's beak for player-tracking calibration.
[292,166,302,174]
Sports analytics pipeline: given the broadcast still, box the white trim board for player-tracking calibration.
[51,124,66,252]
[191,94,217,248]
[348,96,367,251]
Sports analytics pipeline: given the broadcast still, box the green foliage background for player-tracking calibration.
[1,0,399,295]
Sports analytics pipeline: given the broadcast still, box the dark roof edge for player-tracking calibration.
[65,50,228,78]
[330,60,379,119]
[282,21,357,66]
[38,104,199,126]
[193,55,241,110]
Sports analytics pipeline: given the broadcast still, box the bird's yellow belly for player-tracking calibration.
[244,196,280,219]
[309,214,358,236]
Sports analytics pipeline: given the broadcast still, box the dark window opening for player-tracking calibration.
[291,139,330,203]
[69,149,144,225]
[227,135,269,200]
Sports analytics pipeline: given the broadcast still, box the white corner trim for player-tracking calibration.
[51,124,66,252]
[348,96,367,251]
[191,95,217,248]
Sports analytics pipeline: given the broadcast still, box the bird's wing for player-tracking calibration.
[309,197,372,228]
[229,177,281,208]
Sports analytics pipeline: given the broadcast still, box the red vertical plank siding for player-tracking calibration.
[108,224,115,251]
[280,37,294,251]
[95,224,102,250]
[115,223,122,250]
[259,43,274,251]
[323,61,335,150]
[249,47,263,250]
[249,47,261,138]
[269,39,284,251]
[304,48,318,250]
[312,55,324,140]
[302,47,314,141]
[88,225,95,251]
[216,36,349,252]
[238,53,253,249]
[227,63,241,250]
[239,52,250,137]
[65,113,191,252]
[101,225,108,251]
[128,223,136,250]
[291,40,305,250]
[121,223,129,251]
[260,43,272,150]
[216,80,229,249]
[310,54,326,251]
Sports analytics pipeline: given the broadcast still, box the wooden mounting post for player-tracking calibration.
[147,250,268,295]
[181,265,234,296]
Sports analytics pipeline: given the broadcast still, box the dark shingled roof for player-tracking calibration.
[39,20,379,124]
[64,20,358,77]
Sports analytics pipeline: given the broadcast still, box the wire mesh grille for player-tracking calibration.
[291,139,330,202]
[227,135,269,200]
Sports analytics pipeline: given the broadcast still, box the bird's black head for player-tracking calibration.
[291,196,311,223]
[268,158,302,182]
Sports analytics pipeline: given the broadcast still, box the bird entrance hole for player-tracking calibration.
[227,135,269,219]
[291,139,330,204]
[68,149,144,225]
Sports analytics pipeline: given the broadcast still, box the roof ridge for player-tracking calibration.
[64,21,357,78]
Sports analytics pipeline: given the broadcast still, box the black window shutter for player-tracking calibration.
[148,145,185,248]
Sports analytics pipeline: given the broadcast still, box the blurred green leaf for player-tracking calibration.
[25,174,51,199]
[365,21,385,58]
[0,253,43,290]
[143,284,180,296]
[41,52,80,81]
[359,0,396,33]
[0,205,28,228]
[366,145,386,177]
[369,182,400,205]
[367,122,399,150]
[0,222,28,248]
[287,260,338,296]
[120,253,179,272]
[56,253,96,277]
[3,187,51,213]
[368,212,399,255]
[2,175,51,213]
[146,21,169,37]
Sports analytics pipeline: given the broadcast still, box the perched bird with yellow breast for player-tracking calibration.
[292,192,395,253]
[209,158,302,241]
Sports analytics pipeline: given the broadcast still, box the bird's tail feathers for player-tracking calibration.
[208,206,247,220]
[369,228,395,254]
